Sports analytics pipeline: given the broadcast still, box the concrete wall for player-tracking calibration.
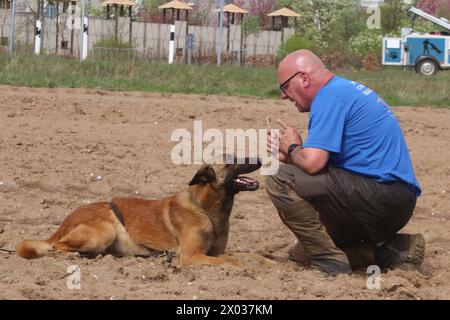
[0,8,295,63]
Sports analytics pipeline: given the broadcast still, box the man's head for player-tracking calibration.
[278,50,334,112]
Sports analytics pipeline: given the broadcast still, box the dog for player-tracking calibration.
[16,157,261,267]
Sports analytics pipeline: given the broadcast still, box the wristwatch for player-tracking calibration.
[287,144,302,158]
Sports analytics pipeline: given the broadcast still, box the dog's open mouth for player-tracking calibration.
[231,176,260,191]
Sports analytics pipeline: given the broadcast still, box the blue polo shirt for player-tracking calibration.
[302,76,421,197]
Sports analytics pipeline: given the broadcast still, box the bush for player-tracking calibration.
[320,52,359,70]
[362,53,380,71]
[276,34,314,61]
[349,30,382,58]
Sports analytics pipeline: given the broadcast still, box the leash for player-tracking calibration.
[0,248,15,254]
[136,250,174,263]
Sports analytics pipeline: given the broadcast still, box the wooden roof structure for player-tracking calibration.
[158,0,193,10]
[267,7,300,17]
[215,3,248,26]
[214,3,248,14]
[158,0,193,23]
[267,7,300,30]
[102,0,136,6]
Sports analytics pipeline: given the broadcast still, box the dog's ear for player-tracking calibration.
[189,165,216,186]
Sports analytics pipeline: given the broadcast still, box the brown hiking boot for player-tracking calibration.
[282,201,352,276]
[375,233,425,272]
[288,241,311,266]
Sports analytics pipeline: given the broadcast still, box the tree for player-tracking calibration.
[278,0,365,53]
[380,0,408,34]
[416,0,444,15]
[138,0,167,23]
[240,14,260,64]
[235,0,276,29]
[188,0,217,26]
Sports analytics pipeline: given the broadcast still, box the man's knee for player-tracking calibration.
[265,167,302,212]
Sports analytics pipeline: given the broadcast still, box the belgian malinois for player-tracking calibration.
[16,157,261,267]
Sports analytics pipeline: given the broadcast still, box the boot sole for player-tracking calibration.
[396,233,425,272]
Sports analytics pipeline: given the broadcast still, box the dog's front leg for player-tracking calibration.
[208,229,229,256]
[181,252,242,268]
[178,229,241,268]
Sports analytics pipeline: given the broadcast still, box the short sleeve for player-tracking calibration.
[302,93,347,153]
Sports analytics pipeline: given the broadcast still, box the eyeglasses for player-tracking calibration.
[279,71,304,93]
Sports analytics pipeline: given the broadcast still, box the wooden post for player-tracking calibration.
[226,12,230,56]
[272,16,275,30]
[55,1,59,54]
[143,21,147,59]
[129,6,132,45]
[156,22,161,59]
[106,4,110,19]
[176,9,180,21]
[240,14,244,65]
[70,1,75,55]
[114,4,118,43]
[185,15,189,64]
[36,0,41,19]
[163,8,166,23]
[120,5,124,17]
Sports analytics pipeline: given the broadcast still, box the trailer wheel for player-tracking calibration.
[415,59,439,76]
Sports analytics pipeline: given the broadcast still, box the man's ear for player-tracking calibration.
[189,165,216,186]
[299,71,311,88]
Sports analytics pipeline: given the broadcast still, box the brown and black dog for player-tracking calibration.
[16,157,261,267]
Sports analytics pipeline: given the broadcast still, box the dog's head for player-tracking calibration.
[189,156,261,194]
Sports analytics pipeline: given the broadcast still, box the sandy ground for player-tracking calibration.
[0,85,449,300]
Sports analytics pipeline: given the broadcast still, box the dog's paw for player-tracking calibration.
[225,257,244,267]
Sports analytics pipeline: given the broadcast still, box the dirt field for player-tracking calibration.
[0,85,449,300]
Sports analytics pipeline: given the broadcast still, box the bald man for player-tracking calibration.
[266,50,424,276]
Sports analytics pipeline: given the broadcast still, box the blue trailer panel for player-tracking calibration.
[406,36,446,65]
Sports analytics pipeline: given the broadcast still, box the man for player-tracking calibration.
[266,50,424,276]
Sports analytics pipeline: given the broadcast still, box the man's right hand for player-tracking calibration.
[267,130,289,163]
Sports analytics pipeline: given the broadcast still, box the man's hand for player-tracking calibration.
[266,119,329,173]
[266,119,303,163]
[277,119,303,156]
[267,131,288,163]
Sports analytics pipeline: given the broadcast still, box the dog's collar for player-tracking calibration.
[110,201,126,226]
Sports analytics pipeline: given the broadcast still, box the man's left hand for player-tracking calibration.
[277,119,303,156]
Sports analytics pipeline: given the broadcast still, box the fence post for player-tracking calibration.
[216,0,224,65]
[168,23,174,64]
[35,20,42,55]
[9,0,16,54]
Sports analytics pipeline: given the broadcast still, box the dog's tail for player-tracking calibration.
[16,239,53,259]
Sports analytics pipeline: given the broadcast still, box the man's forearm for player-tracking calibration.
[289,147,326,175]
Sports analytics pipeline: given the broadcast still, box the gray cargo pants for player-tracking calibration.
[265,164,417,273]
